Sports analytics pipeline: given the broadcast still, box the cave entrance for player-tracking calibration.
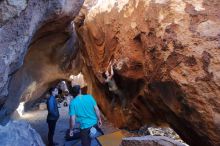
[15,72,88,114]
[15,72,120,145]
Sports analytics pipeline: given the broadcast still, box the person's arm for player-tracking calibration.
[94,105,102,127]
[69,115,76,136]
[105,61,114,80]
[105,65,114,83]
[110,64,114,77]
[90,95,102,127]
[69,100,76,136]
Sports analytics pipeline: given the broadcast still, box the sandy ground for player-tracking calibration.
[19,103,118,146]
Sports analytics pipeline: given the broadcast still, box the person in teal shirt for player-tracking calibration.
[69,85,102,146]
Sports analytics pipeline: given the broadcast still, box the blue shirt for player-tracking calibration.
[47,95,59,121]
[69,94,98,129]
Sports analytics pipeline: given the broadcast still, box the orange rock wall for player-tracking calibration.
[76,0,220,146]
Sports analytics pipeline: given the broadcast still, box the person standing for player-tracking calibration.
[47,87,60,146]
[69,85,102,146]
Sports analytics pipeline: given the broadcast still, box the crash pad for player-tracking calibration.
[97,131,125,146]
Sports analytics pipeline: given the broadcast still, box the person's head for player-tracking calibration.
[69,85,81,97]
[49,87,58,96]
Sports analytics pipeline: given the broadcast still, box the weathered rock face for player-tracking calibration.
[0,0,84,122]
[0,120,45,146]
[75,0,220,146]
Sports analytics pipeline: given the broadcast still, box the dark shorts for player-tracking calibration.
[80,125,103,146]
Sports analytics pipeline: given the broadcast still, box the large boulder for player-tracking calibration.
[0,120,45,146]
[75,0,220,146]
[0,0,84,123]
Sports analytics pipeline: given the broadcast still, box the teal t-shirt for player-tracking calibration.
[69,94,98,129]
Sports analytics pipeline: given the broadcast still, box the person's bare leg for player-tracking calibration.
[114,90,126,109]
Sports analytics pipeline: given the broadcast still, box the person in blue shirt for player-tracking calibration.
[47,87,60,146]
[69,85,102,146]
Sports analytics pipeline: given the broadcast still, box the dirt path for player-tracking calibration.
[19,103,118,146]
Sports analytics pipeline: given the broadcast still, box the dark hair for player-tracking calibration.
[69,85,81,97]
[102,72,107,79]
[49,87,57,95]
[58,88,62,94]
